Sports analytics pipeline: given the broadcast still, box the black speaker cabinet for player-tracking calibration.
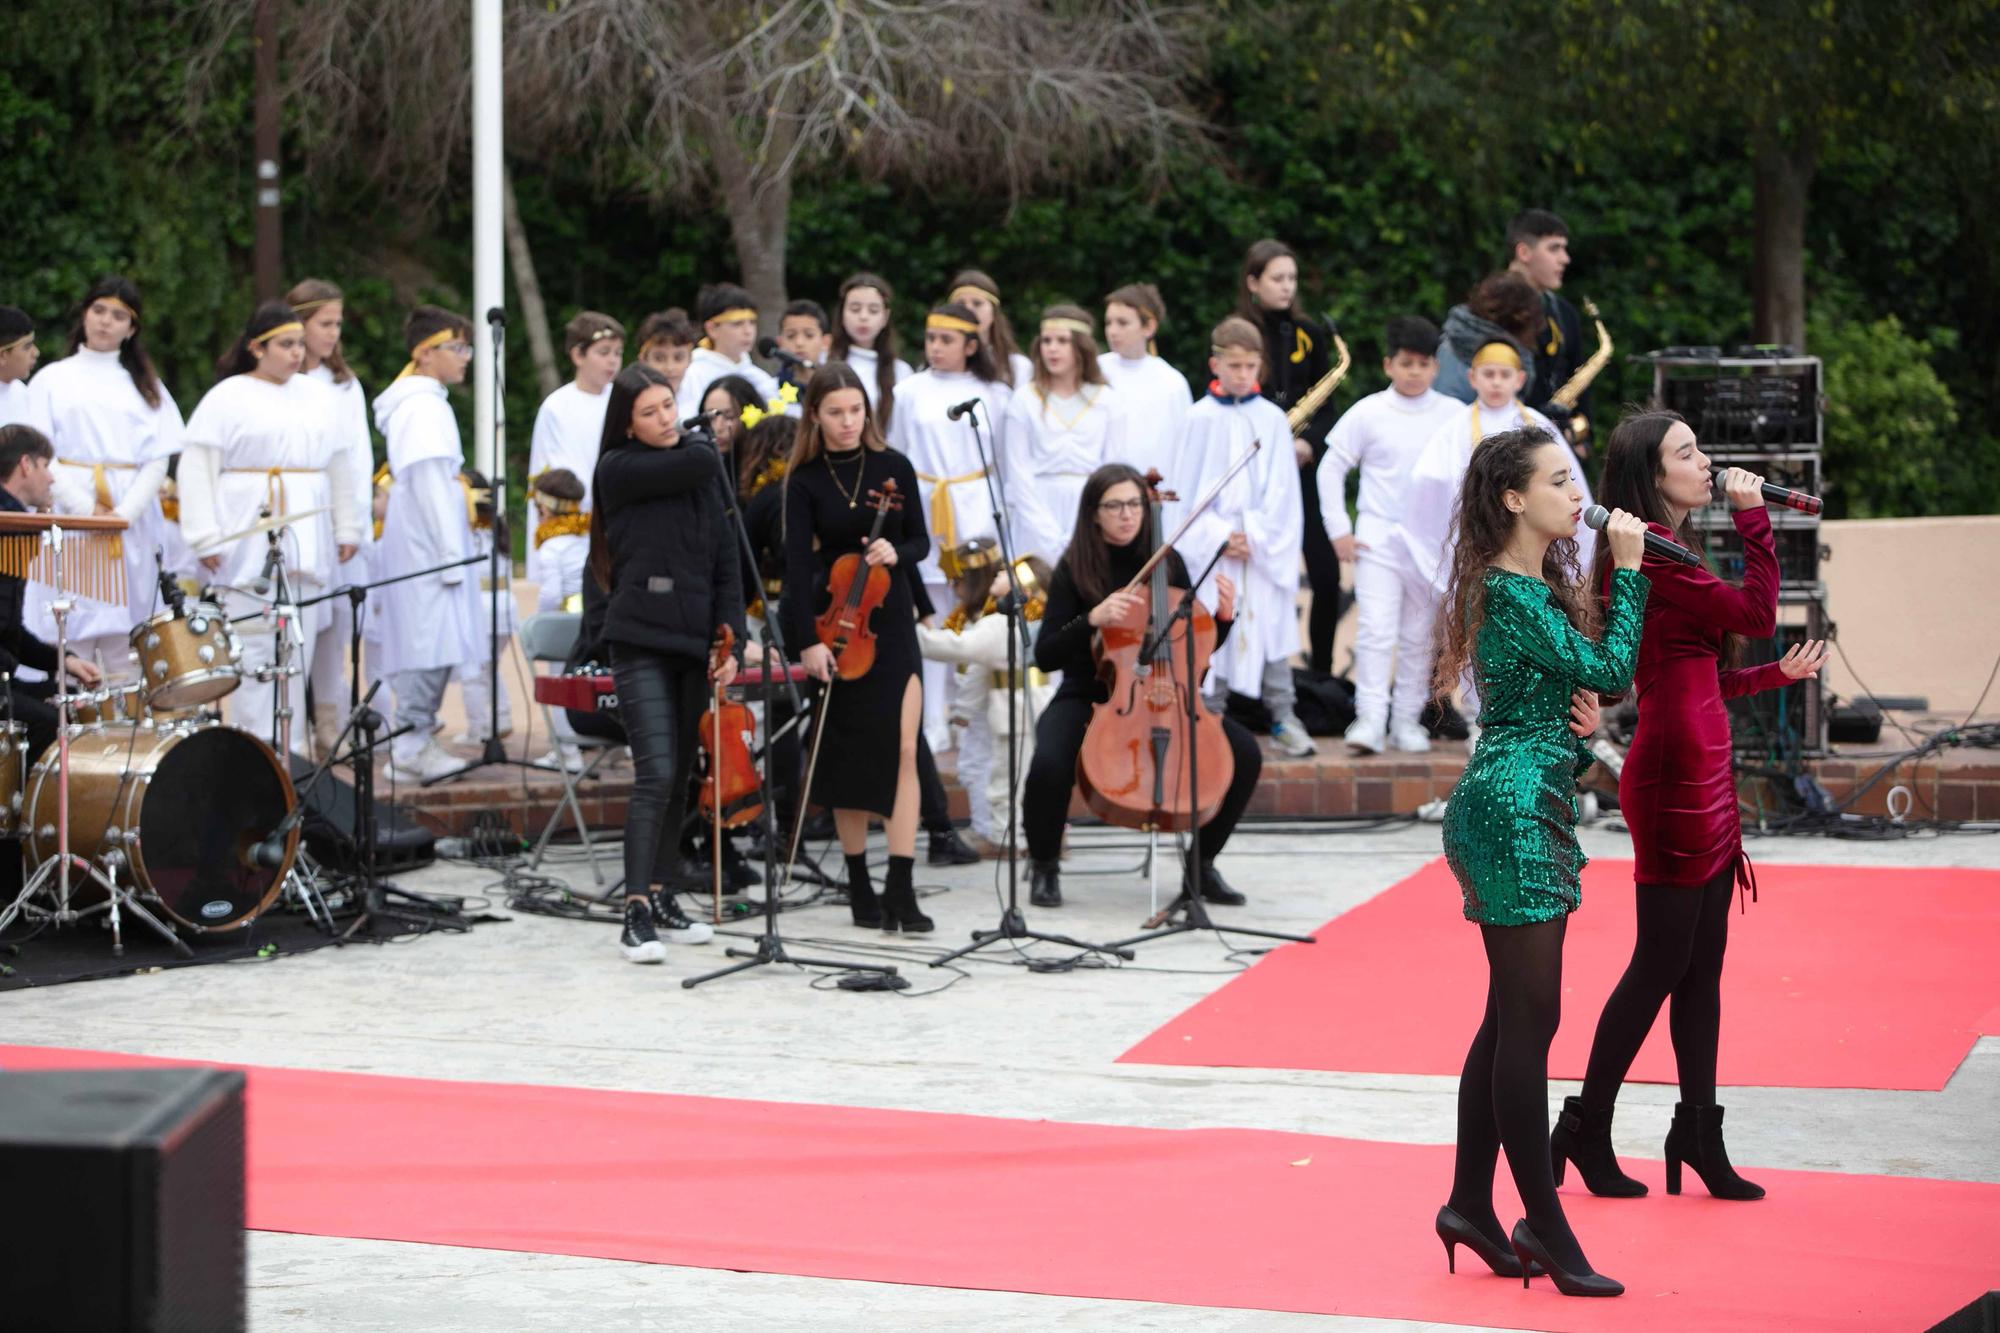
[1931,1291,2000,1332]
[0,1066,247,1332]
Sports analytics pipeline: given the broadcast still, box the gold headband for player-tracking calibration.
[290,297,338,315]
[583,327,619,345]
[927,313,979,334]
[1471,341,1523,371]
[250,321,304,345]
[0,333,33,357]
[96,295,137,321]
[395,326,463,380]
[706,307,757,325]
[1041,317,1093,339]
[949,285,998,308]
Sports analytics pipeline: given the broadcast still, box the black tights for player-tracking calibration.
[1580,867,1735,1110]
[1449,918,1593,1272]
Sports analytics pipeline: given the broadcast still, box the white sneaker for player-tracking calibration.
[535,744,587,774]
[1271,715,1318,758]
[1389,719,1432,753]
[1344,713,1387,754]
[388,739,461,784]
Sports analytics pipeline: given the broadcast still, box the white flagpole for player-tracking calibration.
[472,0,503,481]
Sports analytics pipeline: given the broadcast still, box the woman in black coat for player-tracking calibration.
[589,363,744,963]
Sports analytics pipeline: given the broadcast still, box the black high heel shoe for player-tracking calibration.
[1551,1095,1648,1198]
[1509,1220,1623,1298]
[879,854,934,934]
[843,853,882,928]
[1664,1102,1765,1200]
[1435,1206,1531,1277]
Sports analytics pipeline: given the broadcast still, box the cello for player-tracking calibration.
[1075,454,1261,833]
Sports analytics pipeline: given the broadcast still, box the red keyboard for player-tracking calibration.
[534,672,616,711]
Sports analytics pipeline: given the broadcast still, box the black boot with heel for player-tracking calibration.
[1664,1102,1765,1200]
[1550,1095,1648,1198]
[880,854,934,934]
[843,853,882,928]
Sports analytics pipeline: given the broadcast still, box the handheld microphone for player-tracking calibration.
[1712,466,1822,516]
[945,398,982,422]
[755,335,804,367]
[486,307,506,327]
[1583,504,1701,567]
[679,408,724,431]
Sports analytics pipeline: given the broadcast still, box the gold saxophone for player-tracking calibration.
[1286,329,1352,435]
[1548,298,1612,449]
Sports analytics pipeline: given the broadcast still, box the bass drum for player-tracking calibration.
[24,724,298,932]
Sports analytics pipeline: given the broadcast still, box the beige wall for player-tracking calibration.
[1304,514,2000,721]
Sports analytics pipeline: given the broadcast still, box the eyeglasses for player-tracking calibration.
[1097,498,1146,515]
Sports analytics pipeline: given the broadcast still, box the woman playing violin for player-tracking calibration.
[1020,462,1263,909]
[782,363,935,932]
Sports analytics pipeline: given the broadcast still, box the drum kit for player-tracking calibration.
[0,507,323,958]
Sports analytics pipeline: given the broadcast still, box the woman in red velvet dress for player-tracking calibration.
[1552,410,1827,1201]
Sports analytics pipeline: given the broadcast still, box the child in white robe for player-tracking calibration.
[1097,283,1194,527]
[1179,316,1315,758]
[29,278,180,681]
[528,311,623,613]
[178,303,365,757]
[0,306,50,433]
[370,306,487,784]
[888,301,1015,753]
[1316,316,1464,754]
[915,551,1054,854]
[675,283,783,424]
[1002,304,1128,567]
[830,273,914,433]
[945,269,1036,391]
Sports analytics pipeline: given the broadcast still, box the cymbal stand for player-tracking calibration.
[0,521,188,957]
[248,523,332,927]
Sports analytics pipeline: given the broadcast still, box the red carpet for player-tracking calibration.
[1121,859,2000,1091]
[4,1044,1997,1331]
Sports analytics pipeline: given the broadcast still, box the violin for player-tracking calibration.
[698,625,761,921]
[813,479,902,681]
[1076,470,1235,832]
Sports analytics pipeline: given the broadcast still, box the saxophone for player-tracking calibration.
[1547,298,1612,450]
[1286,327,1352,435]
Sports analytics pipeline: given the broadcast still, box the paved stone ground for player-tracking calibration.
[5,816,1996,1331]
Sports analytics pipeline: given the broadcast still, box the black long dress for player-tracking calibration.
[781,443,930,817]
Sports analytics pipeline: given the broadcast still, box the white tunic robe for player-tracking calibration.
[29,347,180,643]
[527,379,610,610]
[1316,387,1465,550]
[1098,351,1195,537]
[676,347,784,425]
[370,375,485,677]
[837,344,913,418]
[1178,393,1303,697]
[0,377,49,433]
[1001,381,1128,565]
[888,369,1015,586]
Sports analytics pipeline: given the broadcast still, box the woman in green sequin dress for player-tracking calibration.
[1428,426,1650,1299]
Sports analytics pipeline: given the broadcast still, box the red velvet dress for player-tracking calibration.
[1613,507,1793,888]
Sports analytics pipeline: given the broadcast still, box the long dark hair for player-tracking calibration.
[286,277,353,383]
[66,275,163,409]
[1591,407,1742,664]
[927,301,1001,385]
[1234,238,1301,321]
[1433,426,1597,696]
[946,269,1020,387]
[831,272,901,432]
[785,361,887,474]
[587,363,677,590]
[1064,462,1155,604]
[215,301,302,381]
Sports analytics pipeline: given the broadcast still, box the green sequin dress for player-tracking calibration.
[1444,567,1649,926]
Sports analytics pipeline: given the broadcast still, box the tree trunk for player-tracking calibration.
[705,110,791,335]
[502,165,562,398]
[1751,134,1816,352]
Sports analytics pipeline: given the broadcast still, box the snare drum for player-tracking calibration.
[0,720,25,837]
[23,723,297,932]
[132,602,242,709]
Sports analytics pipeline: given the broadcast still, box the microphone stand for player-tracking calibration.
[1106,538,1315,953]
[933,400,1129,967]
[683,430,893,988]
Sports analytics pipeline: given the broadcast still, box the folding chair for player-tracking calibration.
[520,611,622,887]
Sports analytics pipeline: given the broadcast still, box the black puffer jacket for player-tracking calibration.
[593,439,746,663]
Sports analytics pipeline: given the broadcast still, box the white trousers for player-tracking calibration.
[450,634,515,739]
[921,579,952,753]
[1354,550,1443,728]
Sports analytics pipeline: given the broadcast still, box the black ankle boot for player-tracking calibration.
[1029,859,1062,908]
[1551,1095,1648,1198]
[880,855,933,933]
[927,826,980,866]
[1664,1102,1765,1200]
[843,853,881,928]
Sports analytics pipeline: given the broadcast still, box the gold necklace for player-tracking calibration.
[824,448,865,509]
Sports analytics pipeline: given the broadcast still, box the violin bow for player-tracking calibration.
[777,677,834,898]
[1122,440,1262,592]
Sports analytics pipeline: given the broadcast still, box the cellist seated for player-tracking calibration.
[1020,463,1262,910]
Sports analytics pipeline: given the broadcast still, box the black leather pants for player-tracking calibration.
[609,642,705,893]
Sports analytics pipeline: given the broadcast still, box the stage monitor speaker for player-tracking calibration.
[0,1066,247,1333]
[1930,1291,2000,1332]
[289,753,437,872]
